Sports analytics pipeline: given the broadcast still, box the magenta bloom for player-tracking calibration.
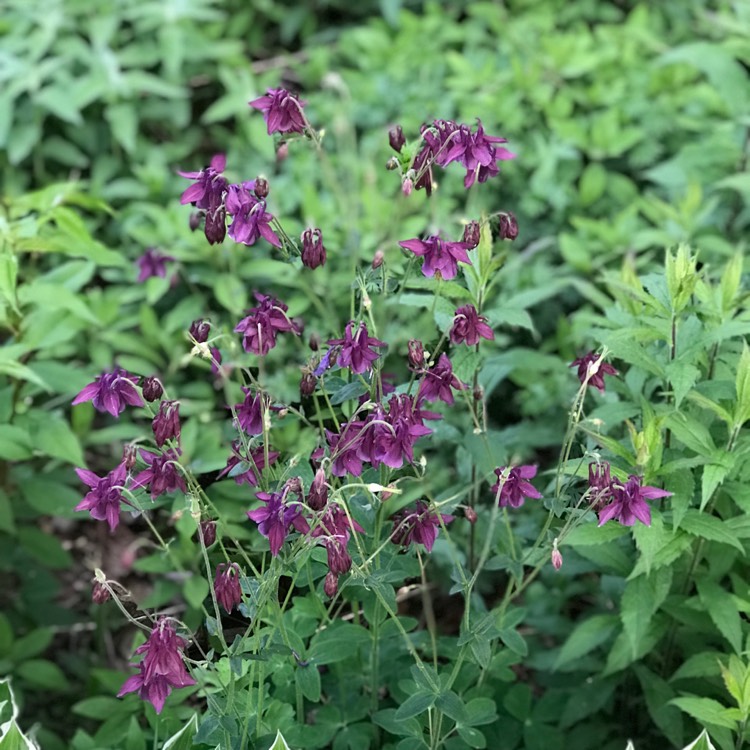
[118,618,195,714]
[235,293,300,356]
[588,462,614,510]
[370,394,437,469]
[597,475,671,527]
[399,235,472,280]
[300,227,327,269]
[327,321,385,375]
[218,442,279,486]
[233,389,267,436]
[570,352,618,393]
[417,354,467,405]
[391,500,453,552]
[214,563,242,613]
[136,247,175,283]
[307,468,329,511]
[178,153,227,208]
[152,400,180,448]
[225,184,281,248]
[450,305,494,346]
[247,491,303,556]
[75,463,129,531]
[249,88,307,135]
[72,367,144,418]
[491,465,542,508]
[132,449,187,500]
[327,420,367,477]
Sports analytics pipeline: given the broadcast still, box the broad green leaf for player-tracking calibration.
[696,579,742,654]
[555,614,618,669]
[734,342,750,428]
[268,730,292,750]
[162,715,198,750]
[683,729,718,750]
[679,509,743,552]
[0,720,39,749]
[16,659,69,691]
[394,691,435,721]
[669,696,736,730]
[457,726,487,749]
[33,415,85,466]
[0,426,33,460]
[182,576,209,610]
[621,568,672,657]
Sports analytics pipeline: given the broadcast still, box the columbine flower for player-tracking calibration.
[497,212,519,240]
[570,352,618,393]
[75,464,129,531]
[199,520,217,547]
[418,354,467,405]
[450,305,494,346]
[307,468,328,511]
[225,184,281,247]
[327,321,385,375]
[247,491,303,556]
[370,394,437,469]
[118,618,196,714]
[249,88,307,135]
[136,247,175,283]
[178,154,228,244]
[218,442,279,486]
[141,376,163,403]
[233,389,267,436]
[388,125,405,152]
[132,449,187,500]
[597,475,671,527]
[214,563,242,613]
[189,319,210,344]
[407,339,425,371]
[463,221,481,249]
[73,367,144,418]
[235,293,300,356]
[327,421,367,477]
[391,500,453,552]
[300,228,326,269]
[491,465,542,508]
[152,400,181,447]
[588,462,614,510]
[399,235,471,280]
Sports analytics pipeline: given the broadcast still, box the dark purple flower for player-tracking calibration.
[136,247,175,283]
[233,389,267,436]
[141,376,163,403]
[214,563,242,613]
[118,618,196,714]
[418,354,467,405]
[178,154,227,209]
[235,293,300,356]
[225,184,281,248]
[218,442,279,486]
[491,465,542,508]
[369,394,436,469]
[307,468,328,511]
[300,228,326,269]
[399,235,472,280]
[588,462,614,510]
[247,490,303,556]
[389,125,405,152]
[324,571,338,598]
[300,368,317,397]
[249,88,307,135]
[199,520,217,547]
[327,321,385,375]
[73,367,144,418]
[152,400,181,447]
[313,346,338,376]
[327,421,367,478]
[92,581,111,604]
[310,503,364,541]
[189,319,210,344]
[597,475,671,527]
[132,449,187,500]
[407,339,425,371]
[497,212,519,241]
[411,143,434,195]
[253,178,270,199]
[571,352,618,393]
[75,463,129,531]
[450,305,494,347]
[463,221,481,249]
[391,500,453,552]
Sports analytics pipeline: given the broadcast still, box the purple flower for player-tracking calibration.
[199,520,217,547]
[235,293,300,356]
[213,563,242,613]
[327,321,385,375]
[141,376,163,403]
[399,235,472,280]
[411,143,434,196]
[75,463,129,531]
[309,504,363,577]
[249,88,307,135]
[72,367,144,418]
[152,400,181,447]
[132,449,187,500]
[570,352,618,393]
[463,221,481,249]
[588,462,614,510]
[450,305,494,346]
[327,421,367,477]
[307,468,328,511]
[391,500,453,552]
[189,319,210,344]
[597,475,671,527]
[497,212,519,241]
[247,491,303,556]
[233,389,267,436]
[136,247,175,283]
[178,153,227,209]
[300,228,326,269]
[370,394,436,469]
[407,339,425,371]
[491,465,542,508]
[418,354,467,405]
[225,184,281,248]
[117,618,196,714]
[218,441,279,486]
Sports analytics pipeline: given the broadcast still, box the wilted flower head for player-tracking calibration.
[491,465,542,508]
[247,490,303,556]
[300,228,326,269]
[249,88,307,135]
[327,321,385,375]
[597,474,671,527]
[73,367,144,418]
[391,500,453,552]
[235,293,300,356]
[75,463,129,531]
[399,235,472,280]
[117,618,195,714]
[418,353,467,405]
[189,319,210,344]
[214,563,242,613]
[225,184,281,248]
[497,212,519,241]
[571,352,618,393]
[587,461,614,509]
[450,305,494,347]
[132,449,187,500]
[136,247,175,283]
[152,400,181,448]
[463,220,481,249]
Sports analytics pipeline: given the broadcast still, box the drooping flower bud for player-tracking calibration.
[307,468,328,511]
[386,156,400,171]
[324,571,338,598]
[463,220,481,249]
[152,400,181,447]
[276,142,289,163]
[199,520,217,547]
[497,212,519,241]
[300,228,326,270]
[551,540,563,571]
[407,339,425,371]
[214,562,242,613]
[92,581,111,605]
[388,125,405,152]
[253,177,269,199]
[204,207,227,245]
[372,249,384,269]
[123,444,138,471]
[189,211,202,232]
[402,177,413,196]
[141,376,163,402]
[300,369,317,397]
[189,319,210,344]
[309,332,320,352]
[464,507,477,524]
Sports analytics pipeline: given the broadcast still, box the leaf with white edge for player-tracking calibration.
[669,696,737,730]
[0,720,40,749]
[268,730,292,750]
[162,714,198,750]
[682,729,717,750]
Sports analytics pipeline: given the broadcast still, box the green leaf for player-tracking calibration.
[435,691,466,723]
[213,274,247,315]
[669,696,737,730]
[0,720,39,749]
[621,568,672,657]
[183,576,209,610]
[309,622,370,666]
[296,663,321,703]
[719,254,742,314]
[555,614,618,669]
[683,729,718,750]
[734,341,750,428]
[457,726,487,749]
[564,523,629,546]
[394,691,435,721]
[696,579,742,654]
[162,715,198,750]
[33,415,85,466]
[0,426,33,460]
[17,527,72,569]
[462,697,497,727]
[0,489,14,534]
[105,104,137,153]
[268,730,292,750]
[73,697,129,720]
[665,412,716,455]
[679,509,743,552]
[11,628,53,662]
[16,659,69,691]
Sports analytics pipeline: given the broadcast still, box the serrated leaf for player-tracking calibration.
[621,568,672,657]
[696,579,742,654]
[669,696,737,730]
[734,342,750,428]
[679,509,743,552]
[394,691,435,721]
[555,614,618,669]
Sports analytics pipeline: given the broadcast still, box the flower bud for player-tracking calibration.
[464,507,478,524]
[204,207,227,245]
[407,339,425,371]
[123,443,138,471]
[463,220,481,249]
[324,571,338,598]
[386,156,400,171]
[300,228,326,270]
[308,468,328,510]
[300,370,317,397]
[92,581,111,605]
[152,400,181,447]
[388,125,405,152]
[199,520,217,547]
[372,249,384,269]
[141,376,163,402]
[497,212,519,241]
[189,319,210,344]
[309,332,320,352]
[551,547,563,571]
[285,476,303,497]
[402,177,413,196]
[473,384,484,401]
[253,177,269,199]
[189,211,203,232]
